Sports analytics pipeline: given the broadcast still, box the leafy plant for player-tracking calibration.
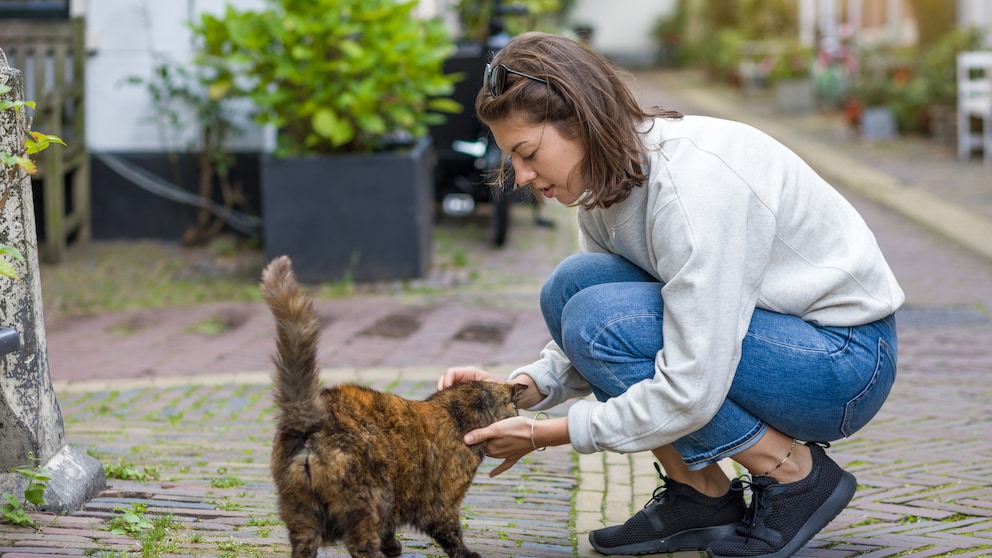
[108,502,153,536]
[0,454,53,528]
[0,86,64,177]
[767,40,814,83]
[209,474,245,489]
[103,457,161,482]
[910,26,984,107]
[453,0,572,43]
[0,84,65,279]
[849,28,983,134]
[124,55,251,246]
[190,0,463,156]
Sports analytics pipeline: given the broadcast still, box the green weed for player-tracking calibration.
[108,503,153,536]
[103,458,161,482]
[0,454,52,528]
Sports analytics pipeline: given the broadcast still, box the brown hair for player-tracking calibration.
[475,32,682,209]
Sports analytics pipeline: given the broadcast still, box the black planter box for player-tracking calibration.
[87,152,262,241]
[261,138,434,283]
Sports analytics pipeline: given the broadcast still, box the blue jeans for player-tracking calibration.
[541,253,898,470]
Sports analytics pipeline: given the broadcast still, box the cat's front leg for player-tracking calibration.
[344,521,389,558]
[380,535,402,557]
[427,520,479,558]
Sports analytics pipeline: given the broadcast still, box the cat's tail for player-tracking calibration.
[260,256,323,434]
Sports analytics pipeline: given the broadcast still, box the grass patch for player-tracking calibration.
[106,503,185,557]
[209,472,246,489]
[103,458,161,482]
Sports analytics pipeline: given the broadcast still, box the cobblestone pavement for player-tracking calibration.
[2,70,992,557]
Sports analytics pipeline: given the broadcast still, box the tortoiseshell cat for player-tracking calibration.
[260,256,526,558]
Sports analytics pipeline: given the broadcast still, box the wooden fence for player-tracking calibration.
[0,17,89,263]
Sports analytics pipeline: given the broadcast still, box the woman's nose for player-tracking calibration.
[512,159,536,185]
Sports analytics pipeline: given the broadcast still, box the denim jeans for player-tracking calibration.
[541,253,898,470]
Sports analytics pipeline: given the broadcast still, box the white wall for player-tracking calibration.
[958,0,992,47]
[568,0,677,67]
[84,0,266,152]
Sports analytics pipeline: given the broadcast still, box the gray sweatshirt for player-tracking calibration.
[509,115,905,455]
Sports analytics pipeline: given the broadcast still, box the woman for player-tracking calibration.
[437,32,902,558]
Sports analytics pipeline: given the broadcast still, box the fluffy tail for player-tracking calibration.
[260,256,323,434]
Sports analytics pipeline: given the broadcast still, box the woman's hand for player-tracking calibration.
[438,366,547,409]
[465,415,569,477]
[437,365,504,391]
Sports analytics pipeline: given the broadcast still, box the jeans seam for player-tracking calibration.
[746,326,853,356]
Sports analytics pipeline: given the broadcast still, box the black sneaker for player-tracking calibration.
[589,464,747,555]
[707,442,857,558]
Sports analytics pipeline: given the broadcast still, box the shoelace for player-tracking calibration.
[730,476,765,531]
[733,441,832,533]
[643,462,672,509]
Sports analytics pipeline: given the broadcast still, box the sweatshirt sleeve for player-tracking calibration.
[567,136,778,454]
[508,340,593,410]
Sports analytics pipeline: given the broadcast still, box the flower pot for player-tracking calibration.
[774,78,814,114]
[261,138,434,283]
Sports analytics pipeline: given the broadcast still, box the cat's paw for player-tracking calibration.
[381,537,402,557]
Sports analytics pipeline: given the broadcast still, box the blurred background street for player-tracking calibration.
[2,0,992,557]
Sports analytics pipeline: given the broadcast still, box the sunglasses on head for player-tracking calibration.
[484,63,549,98]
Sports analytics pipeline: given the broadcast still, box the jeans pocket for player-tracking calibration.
[841,337,896,437]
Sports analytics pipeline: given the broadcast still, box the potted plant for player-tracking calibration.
[191,0,461,283]
[768,40,815,113]
[909,27,983,145]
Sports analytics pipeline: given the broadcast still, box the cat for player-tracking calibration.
[260,255,527,558]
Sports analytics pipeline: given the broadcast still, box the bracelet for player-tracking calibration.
[530,411,548,452]
[759,438,798,476]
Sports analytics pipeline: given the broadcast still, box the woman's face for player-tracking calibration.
[488,115,586,206]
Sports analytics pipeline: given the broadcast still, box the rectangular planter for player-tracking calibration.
[775,78,814,114]
[261,138,434,283]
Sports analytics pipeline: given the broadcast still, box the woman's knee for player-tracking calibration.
[541,253,655,307]
[541,253,622,317]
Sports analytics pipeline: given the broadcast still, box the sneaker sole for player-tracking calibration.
[707,470,857,558]
[590,523,739,555]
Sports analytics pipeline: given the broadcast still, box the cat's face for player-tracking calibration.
[471,382,528,424]
[437,381,528,429]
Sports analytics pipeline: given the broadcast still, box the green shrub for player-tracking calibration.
[191,0,462,156]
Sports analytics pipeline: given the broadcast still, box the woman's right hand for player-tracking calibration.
[437,365,505,391]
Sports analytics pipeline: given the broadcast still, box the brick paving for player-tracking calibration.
[2,70,992,557]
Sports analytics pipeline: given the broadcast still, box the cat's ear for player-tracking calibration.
[510,383,529,404]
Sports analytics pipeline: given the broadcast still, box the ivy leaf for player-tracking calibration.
[0,259,19,280]
[0,245,25,263]
[24,132,65,155]
[15,156,36,175]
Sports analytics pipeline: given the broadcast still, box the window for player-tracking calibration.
[0,0,70,20]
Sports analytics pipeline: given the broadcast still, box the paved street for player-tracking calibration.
[1,70,991,557]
